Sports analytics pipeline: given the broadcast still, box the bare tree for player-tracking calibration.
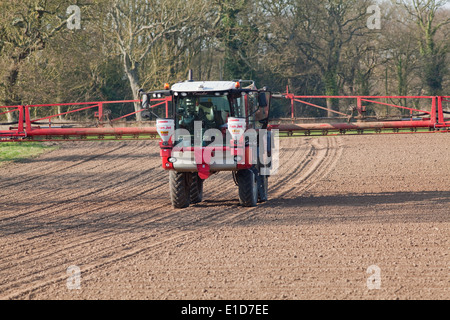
[0,0,78,122]
[372,2,422,113]
[308,0,374,116]
[401,0,450,95]
[260,0,374,117]
[106,0,210,120]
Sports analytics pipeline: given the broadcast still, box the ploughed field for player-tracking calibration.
[0,133,448,299]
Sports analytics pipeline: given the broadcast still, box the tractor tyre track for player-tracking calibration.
[1,135,447,300]
[1,138,321,299]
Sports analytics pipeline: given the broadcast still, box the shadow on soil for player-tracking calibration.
[241,190,450,226]
[267,191,450,207]
[1,191,448,236]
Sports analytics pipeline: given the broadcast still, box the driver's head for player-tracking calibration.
[184,97,194,111]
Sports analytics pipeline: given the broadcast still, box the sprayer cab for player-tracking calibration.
[142,80,270,131]
[141,79,273,208]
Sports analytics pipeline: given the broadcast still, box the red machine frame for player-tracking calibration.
[273,91,450,135]
[0,98,169,140]
[0,94,449,141]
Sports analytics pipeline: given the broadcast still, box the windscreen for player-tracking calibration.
[175,94,232,132]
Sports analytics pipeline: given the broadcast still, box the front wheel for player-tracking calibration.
[237,169,258,207]
[169,171,191,209]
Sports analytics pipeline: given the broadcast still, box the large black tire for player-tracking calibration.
[258,174,268,203]
[237,169,258,207]
[169,171,191,209]
[190,173,204,204]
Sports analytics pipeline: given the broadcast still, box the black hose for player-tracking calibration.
[0,121,18,125]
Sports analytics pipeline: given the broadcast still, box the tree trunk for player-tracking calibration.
[2,62,21,123]
[123,54,142,122]
[324,70,339,118]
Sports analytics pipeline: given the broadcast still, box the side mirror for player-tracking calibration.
[141,92,149,109]
[258,92,268,108]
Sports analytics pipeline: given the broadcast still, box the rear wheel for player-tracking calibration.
[169,171,191,209]
[190,173,204,204]
[237,169,258,207]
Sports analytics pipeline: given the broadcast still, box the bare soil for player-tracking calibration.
[0,133,448,300]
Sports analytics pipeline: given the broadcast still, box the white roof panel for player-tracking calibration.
[171,81,236,92]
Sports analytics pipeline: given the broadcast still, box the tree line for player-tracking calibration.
[0,0,448,121]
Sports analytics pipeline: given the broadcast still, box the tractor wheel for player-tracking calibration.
[169,171,191,209]
[237,169,258,207]
[258,175,268,203]
[190,173,204,204]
